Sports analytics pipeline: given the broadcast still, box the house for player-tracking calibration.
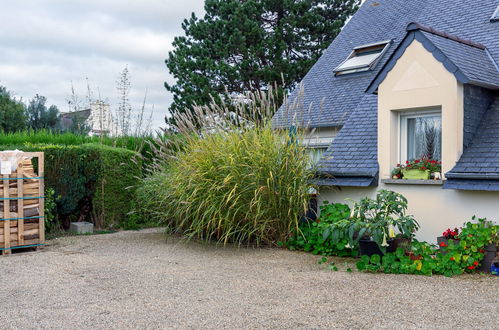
[60,101,118,136]
[273,0,499,242]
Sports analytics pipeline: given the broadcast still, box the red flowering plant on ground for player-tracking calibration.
[438,217,498,273]
[391,157,441,179]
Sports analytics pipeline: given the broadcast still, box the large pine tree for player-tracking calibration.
[165,0,360,122]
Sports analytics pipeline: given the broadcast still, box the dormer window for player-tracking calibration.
[334,41,391,75]
[491,5,499,22]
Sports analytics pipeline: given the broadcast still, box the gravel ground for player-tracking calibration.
[0,228,497,329]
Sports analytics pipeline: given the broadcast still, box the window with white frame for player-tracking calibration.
[400,111,442,162]
[307,147,328,166]
[334,40,391,75]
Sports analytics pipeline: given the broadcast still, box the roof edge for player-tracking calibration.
[406,22,486,50]
[366,29,477,94]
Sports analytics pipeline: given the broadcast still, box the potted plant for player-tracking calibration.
[437,228,460,253]
[391,157,441,180]
[348,190,420,256]
[459,218,498,273]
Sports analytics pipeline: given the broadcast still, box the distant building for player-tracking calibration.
[60,101,118,136]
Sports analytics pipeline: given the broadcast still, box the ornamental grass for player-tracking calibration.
[139,86,316,245]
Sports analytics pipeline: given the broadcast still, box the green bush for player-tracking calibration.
[286,203,357,257]
[0,143,141,228]
[356,217,499,277]
[142,126,314,245]
[0,130,156,168]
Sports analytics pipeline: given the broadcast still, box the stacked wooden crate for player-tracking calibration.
[0,152,44,255]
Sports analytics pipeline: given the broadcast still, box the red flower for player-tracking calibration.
[396,164,400,167]
[449,257,455,261]
[479,249,485,254]
[439,242,447,247]
[421,166,427,170]
[473,261,479,266]
[467,266,475,270]
[415,160,420,163]
[406,161,409,164]
[430,160,436,164]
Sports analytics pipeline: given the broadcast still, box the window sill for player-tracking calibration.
[381,179,444,185]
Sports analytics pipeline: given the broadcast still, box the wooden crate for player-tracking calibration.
[0,152,44,255]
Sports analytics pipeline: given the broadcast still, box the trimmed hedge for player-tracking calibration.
[0,143,141,228]
[0,130,156,169]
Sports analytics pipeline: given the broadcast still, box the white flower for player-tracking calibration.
[381,233,389,247]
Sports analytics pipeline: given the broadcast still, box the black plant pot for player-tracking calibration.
[436,236,460,254]
[359,239,395,257]
[479,244,498,273]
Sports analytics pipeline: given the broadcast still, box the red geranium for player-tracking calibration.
[473,261,479,266]
[442,228,459,240]
[439,242,447,247]
[467,266,475,270]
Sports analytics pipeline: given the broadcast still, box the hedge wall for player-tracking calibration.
[0,143,142,228]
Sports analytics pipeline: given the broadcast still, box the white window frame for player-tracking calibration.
[399,110,442,163]
[491,5,499,22]
[334,40,391,75]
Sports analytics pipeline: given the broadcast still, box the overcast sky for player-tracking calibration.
[0,0,205,131]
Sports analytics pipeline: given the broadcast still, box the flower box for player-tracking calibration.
[402,169,430,180]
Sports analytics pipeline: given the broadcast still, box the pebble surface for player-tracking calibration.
[0,228,497,329]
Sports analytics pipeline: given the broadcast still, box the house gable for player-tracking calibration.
[377,38,463,180]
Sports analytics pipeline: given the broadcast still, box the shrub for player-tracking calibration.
[0,130,156,169]
[157,127,314,245]
[356,217,499,277]
[137,85,315,245]
[286,202,357,256]
[0,143,141,228]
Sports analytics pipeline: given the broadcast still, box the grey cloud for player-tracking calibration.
[0,0,205,131]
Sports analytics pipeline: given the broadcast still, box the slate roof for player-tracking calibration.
[317,95,378,177]
[273,0,499,129]
[444,97,499,190]
[272,0,499,188]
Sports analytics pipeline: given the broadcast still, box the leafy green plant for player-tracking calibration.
[44,188,60,234]
[348,190,419,253]
[356,217,499,277]
[286,202,357,257]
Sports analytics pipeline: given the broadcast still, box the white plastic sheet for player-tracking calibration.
[0,150,25,175]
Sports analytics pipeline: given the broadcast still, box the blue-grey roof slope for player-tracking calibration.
[368,25,499,93]
[273,0,499,129]
[317,94,378,179]
[445,97,499,190]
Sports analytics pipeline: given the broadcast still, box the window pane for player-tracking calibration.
[308,148,327,167]
[407,115,441,161]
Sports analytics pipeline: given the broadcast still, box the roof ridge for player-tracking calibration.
[406,22,486,50]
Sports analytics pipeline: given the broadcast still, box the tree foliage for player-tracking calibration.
[164,0,360,122]
[0,86,26,132]
[26,94,60,131]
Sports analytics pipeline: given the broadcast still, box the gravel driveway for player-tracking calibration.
[0,228,497,329]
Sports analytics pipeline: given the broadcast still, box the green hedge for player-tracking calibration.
[0,143,141,228]
[0,130,156,169]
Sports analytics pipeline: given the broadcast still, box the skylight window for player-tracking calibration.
[334,41,391,76]
[491,5,499,22]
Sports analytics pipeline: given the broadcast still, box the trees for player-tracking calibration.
[26,94,61,131]
[165,0,360,122]
[0,86,26,132]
